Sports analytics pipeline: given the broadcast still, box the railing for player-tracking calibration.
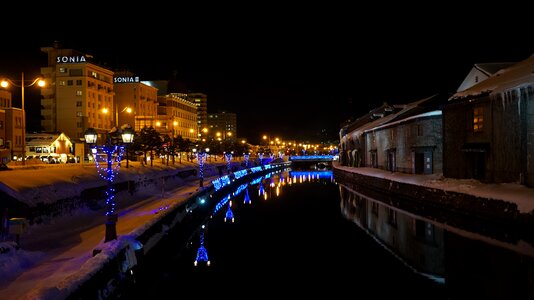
[289,155,333,161]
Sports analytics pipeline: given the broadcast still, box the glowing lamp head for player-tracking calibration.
[121,127,135,144]
[84,128,98,144]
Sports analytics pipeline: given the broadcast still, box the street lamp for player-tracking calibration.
[224,151,233,173]
[1,73,46,165]
[84,127,134,242]
[122,127,134,168]
[195,147,210,187]
[103,106,132,128]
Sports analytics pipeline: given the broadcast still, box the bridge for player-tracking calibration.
[288,155,334,168]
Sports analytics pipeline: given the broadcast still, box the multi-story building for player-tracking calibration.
[113,74,158,132]
[208,111,237,141]
[0,108,5,164]
[187,93,208,140]
[0,90,24,162]
[0,89,11,109]
[156,93,197,141]
[0,91,9,162]
[4,107,24,161]
[40,45,114,141]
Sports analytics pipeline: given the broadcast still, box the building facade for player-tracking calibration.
[446,54,534,186]
[41,45,114,140]
[0,90,10,160]
[0,89,11,109]
[188,93,208,140]
[4,108,24,160]
[363,108,443,174]
[339,103,398,167]
[0,108,6,164]
[340,96,444,175]
[25,132,74,163]
[208,111,237,141]
[156,93,197,140]
[113,76,158,132]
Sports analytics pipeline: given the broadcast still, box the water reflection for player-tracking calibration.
[194,225,210,267]
[338,183,534,299]
[193,169,334,267]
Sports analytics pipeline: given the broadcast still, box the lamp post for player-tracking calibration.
[116,106,132,128]
[1,73,45,165]
[103,106,132,128]
[122,127,134,168]
[195,147,210,187]
[84,127,134,242]
[224,151,233,173]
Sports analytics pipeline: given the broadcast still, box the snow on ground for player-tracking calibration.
[334,163,534,214]
[0,160,200,206]
[0,161,223,300]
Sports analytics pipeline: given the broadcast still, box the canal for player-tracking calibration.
[121,168,533,299]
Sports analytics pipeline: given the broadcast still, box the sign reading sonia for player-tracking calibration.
[114,76,140,83]
[56,56,87,63]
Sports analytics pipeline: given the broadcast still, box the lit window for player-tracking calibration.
[473,107,484,132]
[76,91,83,96]
[59,67,67,73]
[59,80,66,86]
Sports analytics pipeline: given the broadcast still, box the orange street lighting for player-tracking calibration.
[1,73,46,165]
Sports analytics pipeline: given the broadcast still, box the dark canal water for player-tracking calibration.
[124,169,533,299]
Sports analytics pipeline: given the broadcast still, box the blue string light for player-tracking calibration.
[213,195,231,215]
[244,154,250,167]
[225,153,232,171]
[233,183,248,196]
[90,145,125,216]
[243,188,251,204]
[250,176,263,185]
[198,153,205,182]
[91,145,124,181]
[212,175,231,191]
[259,183,264,196]
[224,203,234,223]
[194,229,210,266]
[250,166,263,173]
[233,169,248,179]
[290,170,333,179]
[289,155,333,161]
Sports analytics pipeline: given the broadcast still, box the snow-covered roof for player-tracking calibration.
[26,133,72,147]
[452,54,534,99]
[349,95,437,140]
[364,110,442,133]
[474,62,515,76]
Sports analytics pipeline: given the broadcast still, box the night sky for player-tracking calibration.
[1,10,533,144]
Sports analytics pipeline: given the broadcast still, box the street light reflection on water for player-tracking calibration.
[193,169,335,267]
[128,168,452,299]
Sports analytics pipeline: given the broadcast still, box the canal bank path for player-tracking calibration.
[0,172,219,300]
